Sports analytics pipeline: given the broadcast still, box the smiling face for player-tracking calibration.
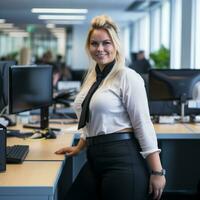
[89,29,116,70]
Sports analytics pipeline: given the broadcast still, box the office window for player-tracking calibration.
[170,0,182,69]
[191,0,200,69]
[0,33,4,56]
[161,0,170,49]
[131,22,140,52]
[10,37,23,54]
[121,25,131,61]
[0,34,8,56]
[0,32,27,58]
[66,28,73,66]
[138,14,150,58]
[150,7,161,52]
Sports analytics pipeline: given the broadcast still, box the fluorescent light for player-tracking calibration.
[3,28,20,32]
[51,28,65,33]
[0,23,13,28]
[32,8,88,14]
[46,23,55,29]
[0,19,5,23]
[38,15,86,20]
[9,32,29,37]
[46,20,84,25]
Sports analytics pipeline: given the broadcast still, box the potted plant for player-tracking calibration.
[150,45,170,69]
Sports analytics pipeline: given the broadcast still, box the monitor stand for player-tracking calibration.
[23,107,49,130]
[40,107,49,129]
[23,107,60,131]
[180,96,190,123]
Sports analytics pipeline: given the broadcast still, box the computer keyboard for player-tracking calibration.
[7,130,33,138]
[6,145,29,164]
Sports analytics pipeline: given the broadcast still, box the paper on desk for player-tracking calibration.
[0,117,9,127]
[188,100,200,108]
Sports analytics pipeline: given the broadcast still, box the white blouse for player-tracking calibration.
[73,67,160,158]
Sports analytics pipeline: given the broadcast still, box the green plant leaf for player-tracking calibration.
[150,45,170,69]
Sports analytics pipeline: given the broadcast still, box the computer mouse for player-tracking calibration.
[45,130,57,139]
[30,132,43,139]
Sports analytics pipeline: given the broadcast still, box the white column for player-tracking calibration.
[170,0,182,69]
[180,0,192,69]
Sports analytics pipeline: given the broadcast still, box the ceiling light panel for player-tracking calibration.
[46,20,84,25]
[32,8,88,14]
[38,15,86,20]
[0,23,14,28]
[9,32,29,37]
[46,23,55,28]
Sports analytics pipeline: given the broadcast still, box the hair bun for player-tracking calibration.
[91,15,118,33]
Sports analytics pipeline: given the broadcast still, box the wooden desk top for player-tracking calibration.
[8,120,200,153]
[7,122,78,161]
[154,123,200,139]
[0,120,77,197]
[0,161,62,187]
[184,123,200,133]
[153,123,191,134]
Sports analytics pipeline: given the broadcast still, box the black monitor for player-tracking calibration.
[149,69,200,120]
[0,61,16,113]
[8,65,53,129]
[0,71,3,112]
[130,60,151,74]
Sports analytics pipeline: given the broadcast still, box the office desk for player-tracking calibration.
[154,123,200,139]
[1,122,200,199]
[154,123,189,133]
[0,161,62,200]
[0,121,79,200]
[153,123,200,193]
[7,133,75,161]
[184,123,200,133]
[8,122,78,161]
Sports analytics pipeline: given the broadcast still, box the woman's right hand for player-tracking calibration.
[55,146,80,156]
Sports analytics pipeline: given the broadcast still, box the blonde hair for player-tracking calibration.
[81,15,126,89]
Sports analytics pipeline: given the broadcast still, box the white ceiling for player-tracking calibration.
[0,0,145,27]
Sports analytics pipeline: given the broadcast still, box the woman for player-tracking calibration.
[56,15,166,200]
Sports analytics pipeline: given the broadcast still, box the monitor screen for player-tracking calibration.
[0,73,3,112]
[8,65,53,114]
[149,69,200,101]
[0,61,16,113]
[148,101,179,116]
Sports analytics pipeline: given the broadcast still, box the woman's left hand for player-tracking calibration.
[149,174,166,200]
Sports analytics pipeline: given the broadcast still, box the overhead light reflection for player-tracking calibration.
[9,32,29,37]
[0,23,14,28]
[46,23,55,28]
[32,8,88,14]
[46,20,84,25]
[38,15,86,20]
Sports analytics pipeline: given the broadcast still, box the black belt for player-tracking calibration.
[86,132,134,146]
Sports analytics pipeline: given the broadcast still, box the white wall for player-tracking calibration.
[71,23,127,70]
[71,25,89,70]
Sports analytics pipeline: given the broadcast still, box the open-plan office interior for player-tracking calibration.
[0,0,200,200]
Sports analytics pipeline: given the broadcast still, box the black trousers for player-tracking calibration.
[65,134,150,200]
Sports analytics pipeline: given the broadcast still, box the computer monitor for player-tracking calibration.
[0,72,3,112]
[149,69,200,120]
[0,61,16,113]
[8,65,53,129]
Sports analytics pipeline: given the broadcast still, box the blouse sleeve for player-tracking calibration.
[79,127,87,140]
[121,69,161,158]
